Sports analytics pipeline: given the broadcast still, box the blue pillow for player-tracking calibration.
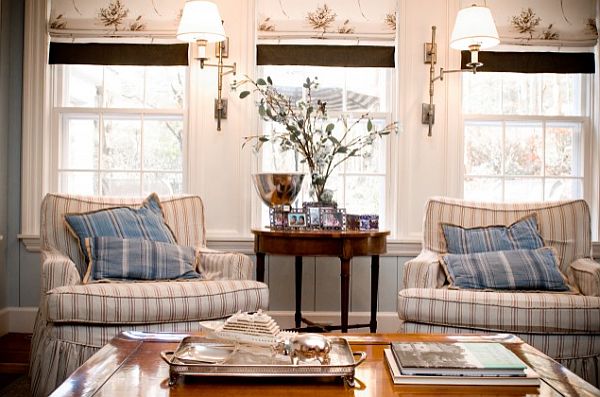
[65,193,176,264]
[442,247,569,291]
[84,237,202,283]
[441,214,544,254]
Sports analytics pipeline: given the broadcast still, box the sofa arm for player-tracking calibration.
[569,258,600,297]
[41,249,82,294]
[197,248,255,280]
[401,250,446,289]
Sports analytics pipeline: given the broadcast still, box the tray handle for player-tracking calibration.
[353,351,367,367]
[160,351,175,364]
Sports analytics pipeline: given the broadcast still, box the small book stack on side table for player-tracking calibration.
[384,341,541,386]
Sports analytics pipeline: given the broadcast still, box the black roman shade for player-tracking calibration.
[257,45,395,68]
[462,51,595,74]
[49,43,189,66]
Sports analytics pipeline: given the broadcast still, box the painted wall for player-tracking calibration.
[3,0,599,333]
[1,0,24,315]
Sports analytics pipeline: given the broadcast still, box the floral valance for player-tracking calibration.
[257,0,397,45]
[49,0,186,42]
[479,0,598,48]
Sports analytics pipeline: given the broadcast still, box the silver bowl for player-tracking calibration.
[252,172,305,207]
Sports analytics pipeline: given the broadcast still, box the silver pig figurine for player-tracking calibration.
[287,333,331,365]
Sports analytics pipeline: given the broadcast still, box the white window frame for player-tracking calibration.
[461,73,593,206]
[254,66,397,231]
[49,65,188,196]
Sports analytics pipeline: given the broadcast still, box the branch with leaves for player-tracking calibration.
[236,76,397,203]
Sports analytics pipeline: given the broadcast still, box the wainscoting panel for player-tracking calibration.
[264,254,410,313]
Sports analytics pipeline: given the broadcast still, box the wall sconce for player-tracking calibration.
[177,0,237,131]
[422,5,499,136]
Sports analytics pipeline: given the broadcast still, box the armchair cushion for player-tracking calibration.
[83,237,202,283]
[398,288,600,334]
[46,279,269,324]
[441,214,543,254]
[64,193,176,264]
[442,247,569,291]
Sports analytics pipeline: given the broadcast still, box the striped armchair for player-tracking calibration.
[398,197,600,387]
[30,194,269,397]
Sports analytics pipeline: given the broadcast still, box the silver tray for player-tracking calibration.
[161,336,366,386]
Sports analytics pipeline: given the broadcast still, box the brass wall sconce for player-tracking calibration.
[177,0,237,131]
[423,5,499,137]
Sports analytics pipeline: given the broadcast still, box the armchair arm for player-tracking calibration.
[569,258,600,297]
[401,249,446,289]
[41,249,82,294]
[197,248,255,280]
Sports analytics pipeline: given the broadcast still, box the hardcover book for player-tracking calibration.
[390,342,528,377]
[384,349,540,386]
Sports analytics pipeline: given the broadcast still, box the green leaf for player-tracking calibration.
[267,76,273,85]
[337,147,347,154]
[257,78,267,86]
[258,105,266,117]
[328,136,340,146]
[239,91,251,99]
[258,136,269,142]
[367,119,373,132]
[325,123,335,133]
[306,77,311,85]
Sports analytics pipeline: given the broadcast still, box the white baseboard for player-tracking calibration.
[0,307,37,335]
[268,311,401,333]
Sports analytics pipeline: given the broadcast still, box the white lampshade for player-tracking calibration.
[450,5,499,50]
[177,1,226,43]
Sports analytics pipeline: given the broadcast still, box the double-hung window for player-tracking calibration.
[51,64,187,197]
[462,72,589,202]
[257,65,394,226]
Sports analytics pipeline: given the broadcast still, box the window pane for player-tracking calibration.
[61,116,99,169]
[501,74,541,115]
[64,65,103,107]
[545,178,583,200]
[145,67,185,109]
[100,172,140,196]
[345,69,390,112]
[462,73,502,115]
[102,118,141,170]
[542,74,580,116]
[504,178,543,202]
[143,173,183,196]
[103,66,144,108]
[504,123,542,176]
[464,177,502,202]
[464,122,502,175]
[59,171,98,195]
[143,118,183,171]
[344,175,385,215]
[545,123,582,177]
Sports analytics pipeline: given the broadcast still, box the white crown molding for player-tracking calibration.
[21,0,50,236]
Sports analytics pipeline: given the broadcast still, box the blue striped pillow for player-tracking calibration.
[442,247,568,291]
[65,193,176,264]
[84,237,202,283]
[441,214,544,254]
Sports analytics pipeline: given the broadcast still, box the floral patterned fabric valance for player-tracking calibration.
[256,0,397,45]
[49,0,186,42]
[480,0,598,48]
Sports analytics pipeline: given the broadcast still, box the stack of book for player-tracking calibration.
[384,342,540,386]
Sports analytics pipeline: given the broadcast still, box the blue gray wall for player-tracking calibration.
[0,0,23,309]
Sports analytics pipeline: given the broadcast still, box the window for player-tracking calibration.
[51,65,187,197]
[462,72,588,202]
[258,65,394,225]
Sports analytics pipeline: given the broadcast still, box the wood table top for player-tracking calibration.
[50,332,600,397]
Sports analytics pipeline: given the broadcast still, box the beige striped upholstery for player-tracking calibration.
[399,197,600,388]
[31,193,269,397]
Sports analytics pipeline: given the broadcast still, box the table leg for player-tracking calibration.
[340,258,350,333]
[370,255,380,333]
[256,253,265,282]
[295,256,303,329]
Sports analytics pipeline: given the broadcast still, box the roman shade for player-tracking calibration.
[256,0,397,67]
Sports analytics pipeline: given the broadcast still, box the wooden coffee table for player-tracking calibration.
[50,332,600,397]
